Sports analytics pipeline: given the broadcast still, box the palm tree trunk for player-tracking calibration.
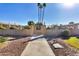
[40,8,42,23]
[38,7,42,23]
[42,7,45,25]
[38,7,40,23]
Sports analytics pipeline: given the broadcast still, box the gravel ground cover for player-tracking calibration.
[0,37,31,56]
[0,41,10,48]
[48,38,79,56]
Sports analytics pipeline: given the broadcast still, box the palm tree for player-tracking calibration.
[37,3,46,24]
[42,3,46,24]
[37,3,42,23]
[37,3,40,23]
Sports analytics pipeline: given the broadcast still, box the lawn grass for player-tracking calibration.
[64,37,79,49]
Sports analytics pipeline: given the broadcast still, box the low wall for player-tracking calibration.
[46,29,64,37]
[0,29,79,37]
[46,29,79,37]
[70,29,79,36]
[0,29,32,36]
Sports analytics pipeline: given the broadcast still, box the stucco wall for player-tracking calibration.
[46,29,79,37]
[0,29,32,36]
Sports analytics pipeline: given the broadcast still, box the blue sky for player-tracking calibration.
[0,3,79,25]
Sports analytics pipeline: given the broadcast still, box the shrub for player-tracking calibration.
[60,30,70,39]
[0,36,7,43]
[9,27,15,29]
[47,27,51,29]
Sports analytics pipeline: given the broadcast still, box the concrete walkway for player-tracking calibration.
[21,38,55,56]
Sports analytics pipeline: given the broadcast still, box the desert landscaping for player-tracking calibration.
[0,35,79,56]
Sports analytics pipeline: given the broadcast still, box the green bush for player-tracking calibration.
[60,30,70,39]
[0,36,7,43]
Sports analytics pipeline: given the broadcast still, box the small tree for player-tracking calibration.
[69,22,74,25]
[28,21,35,26]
